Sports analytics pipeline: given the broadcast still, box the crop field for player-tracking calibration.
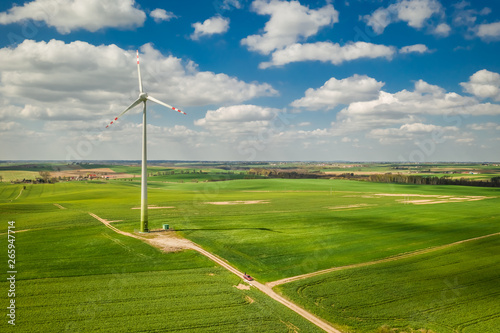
[0,171,40,182]
[0,181,324,332]
[147,179,500,282]
[1,164,499,332]
[276,234,500,332]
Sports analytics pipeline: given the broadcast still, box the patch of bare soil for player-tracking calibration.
[404,200,448,205]
[372,193,494,205]
[245,295,255,304]
[206,200,270,205]
[51,168,135,179]
[53,203,66,209]
[145,234,194,253]
[325,171,398,175]
[235,283,251,290]
[375,193,441,197]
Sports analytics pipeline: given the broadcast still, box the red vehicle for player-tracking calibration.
[243,273,253,281]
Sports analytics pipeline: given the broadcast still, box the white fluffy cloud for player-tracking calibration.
[243,0,398,69]
[368,123,459,144]
[460,69,500,101]
[0,39,277,122]
[241,0,338,55]
[0,0,146,34]
[259,41,396,68]
[400,44,430,54]
[334,79,500,135]
[194,104,284,138]
[433,23,451,36]
[150,9,176,23]
[191,16,230,40]
[291,75,385,110]
[476,22,500,40]
[363,0,443,34]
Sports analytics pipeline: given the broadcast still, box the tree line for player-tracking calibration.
[247,168,500,187]
[248,168,325,179]
[367,174,500,187]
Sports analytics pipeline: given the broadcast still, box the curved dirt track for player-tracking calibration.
[267,231,500,288]
[89,212,341,333]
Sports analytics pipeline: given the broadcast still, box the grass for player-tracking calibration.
[11,178,498,283]
[0,181,324,332]
[131,178,500,282]
[276,234,500,333]
[4,266,324,332]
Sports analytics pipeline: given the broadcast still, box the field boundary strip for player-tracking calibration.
[267,231,500,288]
[88,212,342,333]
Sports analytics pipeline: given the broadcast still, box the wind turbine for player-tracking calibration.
[106,50,186,233]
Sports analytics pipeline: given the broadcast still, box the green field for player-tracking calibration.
[0,181,324,332]
[277,234,500,332]
[141,179,500,282]
[1,164,499,332]
[0,171,40,182]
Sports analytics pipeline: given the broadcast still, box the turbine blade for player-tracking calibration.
[137,50,143,93]
[105,98,142,128]
[147,95,186,115]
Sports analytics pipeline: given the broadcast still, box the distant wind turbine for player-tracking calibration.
[106,50,186,233]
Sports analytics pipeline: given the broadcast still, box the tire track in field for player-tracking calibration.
[88,212,342,333]
[267,231,500,288]
[10,186,24,201]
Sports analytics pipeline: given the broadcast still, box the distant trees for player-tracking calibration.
[248,168,325,179]
[367,174,500,187]
[33,171,58,184]
[38,171,51,183]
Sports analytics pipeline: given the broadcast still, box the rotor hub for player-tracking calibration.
[139,92,148,101]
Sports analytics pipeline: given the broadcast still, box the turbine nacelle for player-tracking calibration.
[139,92,148,101]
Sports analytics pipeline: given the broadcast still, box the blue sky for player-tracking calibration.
[0,0,499,162]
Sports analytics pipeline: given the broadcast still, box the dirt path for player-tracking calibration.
[0,229,30,235]
[89,213,144,241]
[12,187,23,201]
[88,212,341,333]
[267,231,500,288]
[251,281,342,333]
[88,213,192,251]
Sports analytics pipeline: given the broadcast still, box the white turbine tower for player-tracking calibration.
[106,50,186,233]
